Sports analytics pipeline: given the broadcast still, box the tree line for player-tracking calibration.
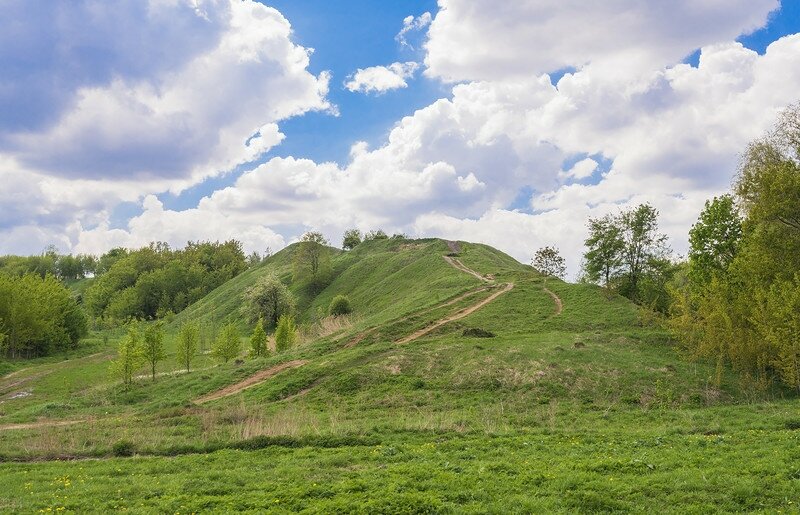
[530,104,800,391]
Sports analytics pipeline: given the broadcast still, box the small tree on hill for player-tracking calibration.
[274,314,298,352]
[583,214,625,287]
[342,229,362,250]
[213,323,241,363]
[532,246,566,280]
[111,325,144,388]
[293,231,332,291]
[140,322,166,381]
[329,295,353,317]
[250,318,269,358]
[242,273,294,329]
[176,321,199,373]
[364,229,388,241]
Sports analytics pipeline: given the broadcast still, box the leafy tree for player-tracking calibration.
[531,246,566,279]
[140,322,166,381]
[242,273,294,328]
[293,231,332,291]
[249,318,269,358]
[274,314,298,352]
[688,195,742,288]
[617,204,670,301]
[246,251,262,267]
[364,229,388,241]
[342,229,362,250]
[329,295,353,316]
[176,322,199,373]
[213,322,241,363]
[583,214,624,287]
[670,104,800,389]
[111,325,144,388]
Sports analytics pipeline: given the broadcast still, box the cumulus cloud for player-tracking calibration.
[424,0,778,81]
[0,0,330,189]
[345,62,420,94]
[396,12,432,48]
[5,0,800,283]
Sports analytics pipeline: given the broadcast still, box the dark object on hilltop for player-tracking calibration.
[462,328,496,338]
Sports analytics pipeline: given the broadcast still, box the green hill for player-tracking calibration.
[0,238,797,513]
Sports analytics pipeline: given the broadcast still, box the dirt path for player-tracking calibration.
[396,283,514,344]
[193,360,307,405]
[0,419,83,432]
[443,255,490,283]
[1,350,110,383]
[543,286,564,315]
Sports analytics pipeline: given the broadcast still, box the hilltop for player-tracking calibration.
[0,238,797,512]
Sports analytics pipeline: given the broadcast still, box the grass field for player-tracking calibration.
[1,238,798,512]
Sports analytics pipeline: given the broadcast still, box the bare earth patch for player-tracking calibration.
[193,360,307,404]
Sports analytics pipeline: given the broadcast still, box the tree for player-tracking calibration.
[364,229,388,241]
[293,231,331,291]
[617,204,670,302]
[242,273,294,328]
[274,314,298,352]
[176,321,199,373]
[329,295,353,316]
[688,195,743,288]
[583,214,624,287]
[111,325,143,388]
[532,246,566,279]
[247,251,262,267]
[213,322,241,363]
[141,322,166,381]
[249,318,269,358]
[342,229,362,250]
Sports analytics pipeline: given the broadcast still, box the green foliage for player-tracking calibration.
[688,195,742,288]
[292,232,332,292]
[111,325,144,387]
[328,295,352,317]
[582,205,672,310]
[582,214,625,286]
[84,240,246,323]
[531,246,566,279]
[342,229,362,250]
[249,318,269,358]
[213,323,241,363]
[364,229,388,241]
[671,105,800,390]
[0,273,88,358]
[274,314,298,352]
[241,273,294,328]
[176,322,199,373]
[140,322,166,381]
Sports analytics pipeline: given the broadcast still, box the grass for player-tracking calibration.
[0,237,798,511]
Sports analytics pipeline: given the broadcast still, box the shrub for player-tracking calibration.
[462,328,496,338]
[328,295,353,317]
[111,440,135,457]
[274,314,298,352]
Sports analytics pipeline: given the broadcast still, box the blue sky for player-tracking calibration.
[1,0,799,275]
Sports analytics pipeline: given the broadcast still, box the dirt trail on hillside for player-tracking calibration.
[396,283,514,344]
[193,360,307,405]
[443,255,490,283]
[0,419,83,432]
[543,286,563,315]
[342,285,492,348]
[1,351,110,383]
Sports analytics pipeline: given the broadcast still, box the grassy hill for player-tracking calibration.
[0,238,797,512]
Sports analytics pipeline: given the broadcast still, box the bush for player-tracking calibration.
[275,314,298,352]
[328,295,353,317]
[111,440,135,457]
[462,327,496,338]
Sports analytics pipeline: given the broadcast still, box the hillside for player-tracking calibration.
[0,238,797,512]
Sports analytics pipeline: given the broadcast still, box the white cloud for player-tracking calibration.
[345,62,420,94]
[396,12,432,48]
[0,0,330,190]
[424,0,778,81]
[560,158,599,181]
